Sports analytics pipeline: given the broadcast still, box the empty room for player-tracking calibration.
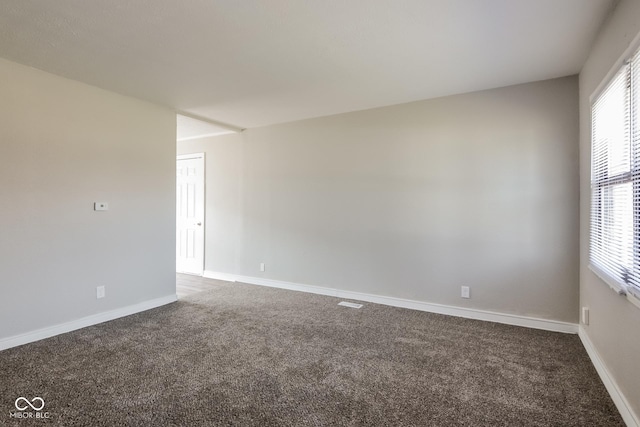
[1,0,640,426]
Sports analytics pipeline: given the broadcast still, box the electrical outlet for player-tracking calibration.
[582,307,589,325]
[461,286,470,299]
[260,263,265,272]
[96,286,105,299]
[94,202,109,211]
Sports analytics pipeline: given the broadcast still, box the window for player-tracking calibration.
[590,43,640,305]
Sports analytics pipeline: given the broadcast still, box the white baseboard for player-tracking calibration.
[335,289,578,333]
[203,271,578,334]
[579,327,640,427]
[203,270,240,283]
[0,294,177,351]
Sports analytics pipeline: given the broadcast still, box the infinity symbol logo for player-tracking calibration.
[15,397,45,411]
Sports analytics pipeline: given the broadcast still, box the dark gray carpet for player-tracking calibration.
[0,280,623,426]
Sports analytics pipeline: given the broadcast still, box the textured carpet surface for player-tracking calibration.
[0,280,624,426]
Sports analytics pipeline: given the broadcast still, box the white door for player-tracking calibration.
[176,153,205,275]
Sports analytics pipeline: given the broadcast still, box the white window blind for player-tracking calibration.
[630,45,640,299]
[590,44,640,301]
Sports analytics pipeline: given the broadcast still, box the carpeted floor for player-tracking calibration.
[0,279,624,426]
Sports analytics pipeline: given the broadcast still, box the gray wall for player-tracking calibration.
[579,0,640,419]
[0,58,176,340]
[180,76,579,323]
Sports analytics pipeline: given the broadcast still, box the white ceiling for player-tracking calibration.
[0,0,615,129]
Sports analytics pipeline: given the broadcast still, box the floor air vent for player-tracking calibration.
[338,301,363,309]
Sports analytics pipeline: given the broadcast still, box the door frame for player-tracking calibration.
[176,152,205,276]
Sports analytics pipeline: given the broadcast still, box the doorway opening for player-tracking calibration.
[176,153,205,276]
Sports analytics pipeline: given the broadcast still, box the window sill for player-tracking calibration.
[589,264,640,312]
[627,288,640,310]
[589,264,628,295]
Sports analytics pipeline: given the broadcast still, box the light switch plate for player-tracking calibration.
[582,307,589,325]
[94,202,109,211]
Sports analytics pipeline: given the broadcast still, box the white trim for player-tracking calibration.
[627,291,640,310]
[236,274,339,298]
[177,152,204,161]
[0,294,177,351]
[588,264,628,296]
[175,111,245,133]
[203,270,239,283]
[177,131,234,142]
[203,271,578,334]
[579,327,640,427]
[590,29,640,103]
[333,289,577,334]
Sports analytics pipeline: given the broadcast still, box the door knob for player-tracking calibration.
[196,222,202,226]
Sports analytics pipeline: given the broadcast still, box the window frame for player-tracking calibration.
[589,34,640,310]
